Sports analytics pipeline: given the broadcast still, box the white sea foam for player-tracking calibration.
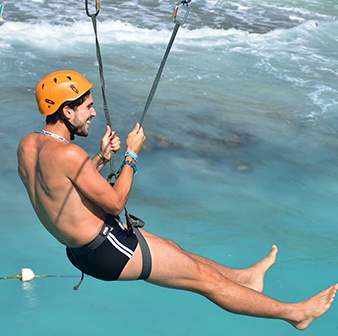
[0,19,246,51]
[289,16,305,21]
[1,0,337,139]
[308,85,338,114]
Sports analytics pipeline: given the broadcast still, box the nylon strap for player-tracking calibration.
[134,227,152,279]
[140,23,180,126]
[87,4,151,280]
[90,14,112,128]
[139,0,191,126]
[88,12,116,178]
[124,208,152,279]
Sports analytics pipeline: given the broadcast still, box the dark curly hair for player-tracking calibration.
[46,90,91,125]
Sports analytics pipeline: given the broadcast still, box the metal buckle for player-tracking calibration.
[85,0,100,17]
[172,0,191,26]
[125,209,145,230]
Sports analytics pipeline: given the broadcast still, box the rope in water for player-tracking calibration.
[0,268,78,282]
[0,275,78,280]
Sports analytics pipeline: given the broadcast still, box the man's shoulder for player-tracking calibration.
[18,132,38,147]
[17,132,40,157]
[18,132,89,163]
[58,143,94,179]
[61,142,90,161]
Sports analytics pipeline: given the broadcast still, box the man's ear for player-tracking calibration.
[62,106,73,120]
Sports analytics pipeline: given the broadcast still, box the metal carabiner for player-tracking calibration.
[172,0,191,26]
[85,0,100,17]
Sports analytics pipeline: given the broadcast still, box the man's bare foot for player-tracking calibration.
[288,284,338,330]
[241,245,278,292]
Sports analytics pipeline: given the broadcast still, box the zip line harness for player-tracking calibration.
[82,0,191,289]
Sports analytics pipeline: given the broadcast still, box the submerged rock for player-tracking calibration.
[237,161,255,172]
[143,133,183,151]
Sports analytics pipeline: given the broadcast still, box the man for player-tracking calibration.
[18,70,337,330]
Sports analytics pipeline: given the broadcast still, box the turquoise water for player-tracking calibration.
[1,0,338,334]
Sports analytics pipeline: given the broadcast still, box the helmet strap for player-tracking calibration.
[59,112,78,141]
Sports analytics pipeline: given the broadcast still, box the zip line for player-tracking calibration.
[85,0,192,182]
[140,0,191,126]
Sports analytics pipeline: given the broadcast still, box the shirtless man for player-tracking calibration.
[18,70,337,330]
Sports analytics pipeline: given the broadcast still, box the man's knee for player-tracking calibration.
[193,261,224,296]
[166,238,181,249]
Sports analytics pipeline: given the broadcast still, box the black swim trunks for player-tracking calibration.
[66,214,138,281]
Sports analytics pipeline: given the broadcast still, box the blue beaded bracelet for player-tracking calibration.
[121,160,138,175]
[125,150,138,163]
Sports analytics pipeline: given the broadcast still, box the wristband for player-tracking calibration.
[125,150,138,163]
[121,160,138,175]
[98,152,109,164]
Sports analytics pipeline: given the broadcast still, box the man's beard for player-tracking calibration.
[75,127,89,137]
[73,116,89,137]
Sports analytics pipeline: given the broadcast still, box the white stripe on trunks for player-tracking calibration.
[107,233,134,259]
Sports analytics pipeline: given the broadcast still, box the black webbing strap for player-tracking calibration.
[139,22,180,126]
[73,271,84,291]
[70,215,115,290]
[87,7,116,180]
[124,208,152,279]
[139,0,191,126]
[90,14,111,128]
[70,221,113,256]
[71,212,151,289]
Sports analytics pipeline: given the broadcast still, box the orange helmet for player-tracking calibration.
[36,70,93,116]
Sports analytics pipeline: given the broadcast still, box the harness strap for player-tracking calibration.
[73,271,84,290]
[70,220,114,256]
[71,212,151,289]
[134,228,152,279]
[86,4,116,181]
[140,23,180,126]
[139,0,192,126]
[124,208,152,280]
[69,216,115,290]
[90,14,111,128]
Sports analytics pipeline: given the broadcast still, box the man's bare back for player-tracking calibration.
[18,131,106,247]
[18,70,337,330]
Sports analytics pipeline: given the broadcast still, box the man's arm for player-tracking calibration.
[64,124,145,215]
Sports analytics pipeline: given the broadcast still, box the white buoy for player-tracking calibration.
[21,268,35,282]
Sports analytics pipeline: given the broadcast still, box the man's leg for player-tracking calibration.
[166,237,278,292]
[136,229,277,292]
[119,231,337,330]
